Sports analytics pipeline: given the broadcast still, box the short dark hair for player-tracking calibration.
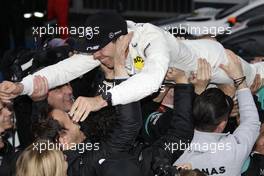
[32,118,63,142]
[31,100,63,142]
[80,106,118,142]
[193,88,233,132]
[32,98,118,143]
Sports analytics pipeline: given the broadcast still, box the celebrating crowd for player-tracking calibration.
[0,11,264,176]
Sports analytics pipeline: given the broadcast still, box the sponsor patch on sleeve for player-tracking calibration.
[134,56,144,70]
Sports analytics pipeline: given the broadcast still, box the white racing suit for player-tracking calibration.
[21,21,263,105]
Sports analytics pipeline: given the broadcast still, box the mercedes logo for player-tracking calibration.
[109,32,114,39]
[86,30,94,40]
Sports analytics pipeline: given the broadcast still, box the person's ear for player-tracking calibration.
[59,136,67,145]
[58,133,70,150]
[215,119,227,133]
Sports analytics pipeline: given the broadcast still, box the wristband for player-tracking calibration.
[233,76,246,88]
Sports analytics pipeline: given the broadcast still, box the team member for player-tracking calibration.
[174,49,261,176]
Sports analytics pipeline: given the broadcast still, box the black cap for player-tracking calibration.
[70,11,127,53]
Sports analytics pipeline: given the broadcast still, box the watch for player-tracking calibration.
[101,91,112,106]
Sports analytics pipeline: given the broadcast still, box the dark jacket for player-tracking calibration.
[244,153,264,176]
[0,139,20,176]
[141,84,195,176]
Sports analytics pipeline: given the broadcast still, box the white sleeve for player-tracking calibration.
[21,54,100,95]
[233,88,260,154]
[109,32,171,105]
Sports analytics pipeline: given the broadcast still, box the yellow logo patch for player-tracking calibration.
[134,56,144,70]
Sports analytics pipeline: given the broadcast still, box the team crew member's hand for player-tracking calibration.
[190,58,212,94]
[250,74,262,94]
[165,67,188,84]
[220,49,247,90]
[250,57,264,88]
[163,66,188,105]
[70,96,107,122]
[165,68,187,84]
[0,81,23,102]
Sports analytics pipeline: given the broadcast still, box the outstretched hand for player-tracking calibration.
[220,50,247,89]
[69,95,107,122]
[250,74,262,94]
[0,81,23,102]
[190,58,212,94]
[165,67,188,84]
[219,50,244,80]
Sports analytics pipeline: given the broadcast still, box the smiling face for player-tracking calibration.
[50,109,85,145]
[47,84,73,112]
[93,42,116,69]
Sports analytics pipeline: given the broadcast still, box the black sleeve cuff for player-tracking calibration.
[114,78,128,85]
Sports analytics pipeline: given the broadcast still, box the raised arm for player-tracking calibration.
[21,54,100,95]
[105,50,142,153]
[220,50,260,157]
[150,68,195,173]
[0,54,100,102]
[107,95,142,153]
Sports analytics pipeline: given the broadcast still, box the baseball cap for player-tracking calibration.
[69,11,127,53]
